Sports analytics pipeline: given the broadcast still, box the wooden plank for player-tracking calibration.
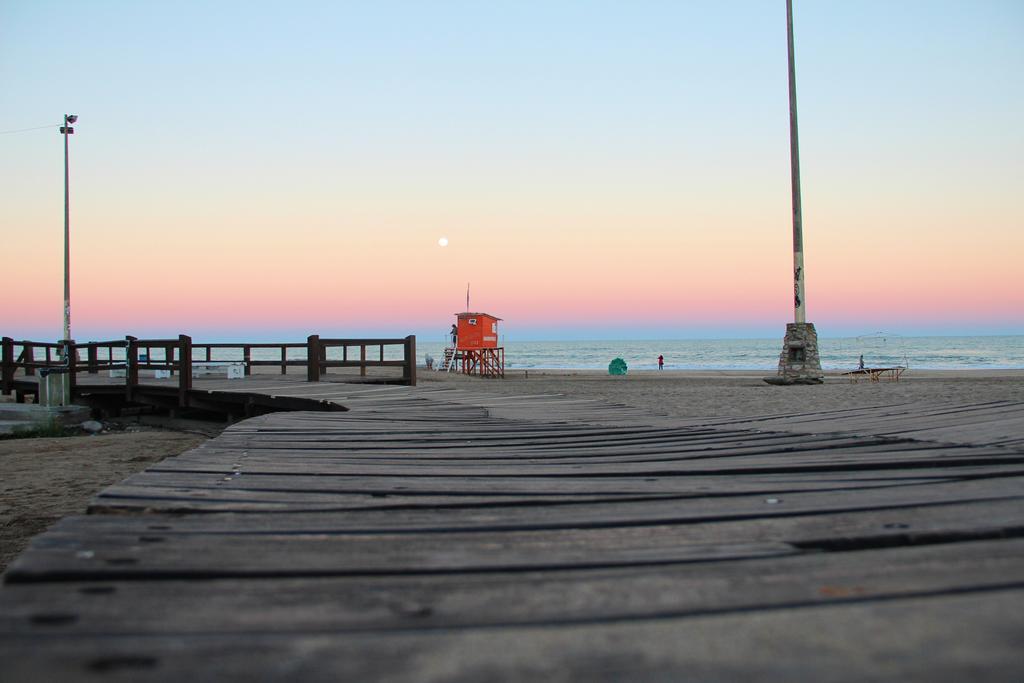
[44,496,1024,538]
[8,498,1024,582]
[135,449,1024,477]
[2,539,1021,635]
[88,485,674,513]
[1,589,1021,681]
[175,424,1017,455]
[199,431,920,453]
[87,468,1024,515]
[4,532,797,581]
[167,441,1005,466]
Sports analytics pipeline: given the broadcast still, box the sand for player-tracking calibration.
[0,428,206,572]
[417,368,1024,421]
[2,368,1021,573]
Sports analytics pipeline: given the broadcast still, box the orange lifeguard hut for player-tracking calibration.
[443,312,505,378]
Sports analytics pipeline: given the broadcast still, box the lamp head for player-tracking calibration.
[66,114,78,124]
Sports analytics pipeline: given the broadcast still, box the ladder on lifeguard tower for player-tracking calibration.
[438,348,457,372]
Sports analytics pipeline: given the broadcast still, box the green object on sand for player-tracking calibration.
[608,357,628,375]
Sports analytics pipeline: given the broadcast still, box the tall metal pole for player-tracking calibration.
[786,0,806,324]
[766,0,822,385]
[62,114,72,343]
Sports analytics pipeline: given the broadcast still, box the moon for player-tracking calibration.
[438,237,449,247]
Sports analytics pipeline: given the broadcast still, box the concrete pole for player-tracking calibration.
[786,0,806,324]
[766,1,823,385]
[62,114,72,344]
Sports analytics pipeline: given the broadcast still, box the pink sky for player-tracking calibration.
[2,2,1022,341]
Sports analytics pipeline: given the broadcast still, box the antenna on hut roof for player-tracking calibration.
[466,282,470,312]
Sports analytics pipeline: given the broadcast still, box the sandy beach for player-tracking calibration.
[2,368,1021,573]
[0,427,206,571]
[418,368,1024,422]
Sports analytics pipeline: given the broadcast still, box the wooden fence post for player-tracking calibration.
[405,335,417,386]
[179,335,192,407]
[307,335,321,382]
[24,345,34,377]
[360,344,367,377]
[87,344,98,374]
[125,336,138,401]
[1,337,13,395]
[65,339,77,394]
[243,345,252,376]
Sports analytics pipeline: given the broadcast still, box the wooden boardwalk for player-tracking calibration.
[2,378,1023,680]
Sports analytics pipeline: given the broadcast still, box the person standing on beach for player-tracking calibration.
[658,354,664,370]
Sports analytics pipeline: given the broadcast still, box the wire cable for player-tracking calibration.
[0,123,61,136]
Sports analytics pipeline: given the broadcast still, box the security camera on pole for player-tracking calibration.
[59,114,77,352]
[766,1,823,385]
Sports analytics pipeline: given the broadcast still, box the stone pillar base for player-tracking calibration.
[764,322,824,385]
[38,371,72,406]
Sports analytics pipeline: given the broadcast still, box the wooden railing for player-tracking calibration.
[192,342,307,375]
[307,336,416,386]
[2,339,82,396]
[7,339,63,376]
[1,334,417,401]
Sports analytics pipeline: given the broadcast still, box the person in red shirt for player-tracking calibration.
[657,354,664,370]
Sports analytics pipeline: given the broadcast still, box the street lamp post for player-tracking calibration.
[766,0,823,385]
[59,114,77,347]
[786,0,806,327]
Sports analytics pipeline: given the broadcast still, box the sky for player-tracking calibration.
[2,0,1022,342]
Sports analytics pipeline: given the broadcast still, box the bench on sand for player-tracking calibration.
[191,362,244,379]
[842,366,905,383]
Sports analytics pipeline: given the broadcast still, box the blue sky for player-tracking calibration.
[2,1,1022,341]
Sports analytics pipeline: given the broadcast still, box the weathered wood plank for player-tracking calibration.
[9,497,1024,582]
[87,470,1024,514]
[2,539,1021,635]
[45,496,1024,538]
[133,448,1024,477]
[1,590,1021,682]
[5,532,797,581]
[161,443,1013,470]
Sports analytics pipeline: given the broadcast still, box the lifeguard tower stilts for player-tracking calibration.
[441,312,505,379]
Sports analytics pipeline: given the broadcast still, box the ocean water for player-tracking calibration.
[60,335,1024,371]
[417,335,1024,371]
